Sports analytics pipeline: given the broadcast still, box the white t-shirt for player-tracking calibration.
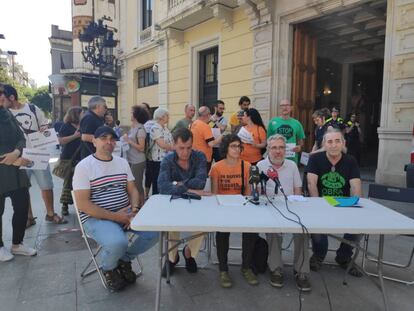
[72,154,135,223]
[256,157,302,197]
[10,103,48,135]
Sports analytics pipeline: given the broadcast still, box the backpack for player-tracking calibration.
[28,103,40,130]
[251,236,269,274]
[144,129,155,161]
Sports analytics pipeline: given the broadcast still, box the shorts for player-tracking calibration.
[25,165,54,190]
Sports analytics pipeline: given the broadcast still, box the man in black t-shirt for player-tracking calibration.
[80,96,106,159]
[306,129,363,276]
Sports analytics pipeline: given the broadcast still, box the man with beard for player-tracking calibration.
[257,134,311,291]
[209,100,228,162]
[267,99,305,163]
[307,128,362,277]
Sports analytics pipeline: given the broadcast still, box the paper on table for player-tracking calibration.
[216,195,246,207]
[20,148,50,170]
[285,143,296,158]
[237,127,253,144]
[287,195,308,202]
[27,129,59,149]
[300,152,309,166]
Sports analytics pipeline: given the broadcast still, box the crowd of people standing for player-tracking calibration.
[0,84,365,293]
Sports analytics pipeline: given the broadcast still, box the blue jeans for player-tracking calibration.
[311,234,362,263]
[83,218,158,271]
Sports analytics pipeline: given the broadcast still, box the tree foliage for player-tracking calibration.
[0,67,50,115]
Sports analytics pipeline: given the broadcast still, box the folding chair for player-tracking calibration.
[362,184,414,285]
[71,191,143,289]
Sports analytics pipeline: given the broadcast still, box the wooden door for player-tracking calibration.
[291,25,317,152]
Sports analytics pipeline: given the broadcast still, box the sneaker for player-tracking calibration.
[294,272,312,292]
[117,260,137,284]
[269,267,284,288]
[103,269,127,291]
[161,254,179,278]
[219,271,233,288]
[241,268,259,286]
[182,246,197,273]
[11,244,37,256]
[0,246,14,262]
[309,254,323,271]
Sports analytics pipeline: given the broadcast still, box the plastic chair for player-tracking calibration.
[71,191,143,288]
[362,184,414,285]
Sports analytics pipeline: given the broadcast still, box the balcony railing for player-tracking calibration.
[139,27,153,44]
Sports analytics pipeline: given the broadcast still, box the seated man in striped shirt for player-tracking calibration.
[73,126,158,291]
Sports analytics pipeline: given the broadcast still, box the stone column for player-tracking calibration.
[376,0,414,186]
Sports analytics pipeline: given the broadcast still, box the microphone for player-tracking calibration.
[249,165,260,203]
[267,167,287,198]
[259,172,269,195]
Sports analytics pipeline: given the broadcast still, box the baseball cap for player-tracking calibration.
[331,107,339,112]
[94,126,118,139]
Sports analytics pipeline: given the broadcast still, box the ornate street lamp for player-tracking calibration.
[79,17,118,95]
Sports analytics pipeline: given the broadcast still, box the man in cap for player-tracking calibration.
[73,126,158,291]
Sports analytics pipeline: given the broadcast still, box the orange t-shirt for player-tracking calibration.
[209,159,251,195]
[190,119,214,162]
[240,125,267,164]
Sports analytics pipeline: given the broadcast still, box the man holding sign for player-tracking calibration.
[267,99,305,164]
[3,85,66,225]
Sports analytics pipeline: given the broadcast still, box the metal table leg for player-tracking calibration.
[378,235,389,311]
[155,231,165,311]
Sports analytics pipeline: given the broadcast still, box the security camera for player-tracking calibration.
[152,63,158,73]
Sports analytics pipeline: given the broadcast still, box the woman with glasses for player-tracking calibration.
[209,134,258,288]
[239,108,267,165]
[0,84,36,261]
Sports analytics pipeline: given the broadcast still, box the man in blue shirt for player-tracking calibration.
[158,127,209,276]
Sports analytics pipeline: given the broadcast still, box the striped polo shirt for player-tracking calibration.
[72,154,135,223]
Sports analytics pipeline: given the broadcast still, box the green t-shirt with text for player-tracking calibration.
[267,117,305,163]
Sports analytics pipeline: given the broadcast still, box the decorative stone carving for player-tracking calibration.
[394,55,414,79]
[210,3,233,29]
[252,94,270,110]
[397,2,414,30]
[167,28,184,46]
[395,28,414,55]
[393,103,414,124]
[252,77,271,95]
[253,42,272,61]
[252,60,271,78]
[392,79,414,102]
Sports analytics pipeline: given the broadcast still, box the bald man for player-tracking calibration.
[267,99,305,163]
[190,106,222,173]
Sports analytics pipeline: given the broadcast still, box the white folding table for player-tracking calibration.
[130,194,414,311]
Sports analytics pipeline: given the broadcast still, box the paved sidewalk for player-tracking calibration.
[1,163,413,311]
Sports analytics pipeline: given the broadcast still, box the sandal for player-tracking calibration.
[45,213,68,225]
[26,217,37,229]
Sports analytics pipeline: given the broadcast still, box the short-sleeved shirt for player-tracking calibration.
[209,159,251,195]
[144,120,157,133]
[72,154,134,223]
[149,123,173,162]
[172,118,192,133]
[79,110,104,159]
[190,119,215,162]
[126,123,146,164]
[209,115,228,148]
[10,103,48,142]
[306,151,360,197]
[267,117,305,163]
[240,125,266,164]
[257,157,302,196]
[59,123,81,161]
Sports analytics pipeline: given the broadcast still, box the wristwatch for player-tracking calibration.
[172,181,178,186]
[132,206,140,212]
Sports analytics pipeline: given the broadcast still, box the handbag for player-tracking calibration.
[52,145,81,179]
